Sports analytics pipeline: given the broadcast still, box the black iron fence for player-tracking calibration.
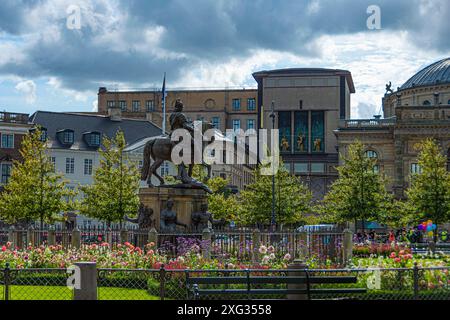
[0,227,346,264]
[1,265,449,300]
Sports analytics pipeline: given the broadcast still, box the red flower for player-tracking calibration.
[1,246,6,252]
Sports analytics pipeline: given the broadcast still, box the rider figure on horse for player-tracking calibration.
[169,99,194,138]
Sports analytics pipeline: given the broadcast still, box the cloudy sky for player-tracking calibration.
[0,0,449,118]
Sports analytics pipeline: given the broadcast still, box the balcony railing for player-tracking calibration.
[0,112,29,124]
[339,117,396,129]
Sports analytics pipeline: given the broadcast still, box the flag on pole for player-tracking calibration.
[161,72,167,134]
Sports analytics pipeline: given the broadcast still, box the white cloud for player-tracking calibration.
[46,77,90,102]
[91,99,98,112]
[15,80,37,104]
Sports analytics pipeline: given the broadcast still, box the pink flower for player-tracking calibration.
[394,257,401,263]
[389,252,396,258]
[1,246,6,252]
[283,253,292,261]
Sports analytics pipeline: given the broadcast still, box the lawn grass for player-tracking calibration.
[0,285,159,300]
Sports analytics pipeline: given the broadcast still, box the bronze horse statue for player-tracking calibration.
[141,121,213,193]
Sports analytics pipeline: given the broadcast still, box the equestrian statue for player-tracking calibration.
[141,99,213,193]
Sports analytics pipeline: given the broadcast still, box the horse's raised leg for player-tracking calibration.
[205,163,212,180]
[147,159,164,187]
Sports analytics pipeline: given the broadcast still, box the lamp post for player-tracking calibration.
[269,101,276,232]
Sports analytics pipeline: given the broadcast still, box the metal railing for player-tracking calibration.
[339,117,396,129]
[0,227,345,264]
[1,265,449,300]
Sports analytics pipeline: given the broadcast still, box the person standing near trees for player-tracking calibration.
[388,230,395,243]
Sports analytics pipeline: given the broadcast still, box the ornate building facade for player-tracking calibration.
[0,112,32,191]
[253,68,355,199]
[335,58,450,198]
[97,87,258,133]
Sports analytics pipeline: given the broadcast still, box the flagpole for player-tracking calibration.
[162,72,166,135]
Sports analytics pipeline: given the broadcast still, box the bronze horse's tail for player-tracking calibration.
[141,139,154,181]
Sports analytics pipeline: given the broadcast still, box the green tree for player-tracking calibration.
[405,139,450,240]
[79,131,140,225]
[238,161,312,226]
[205,176,239,222]
[0,129,76,227]
[317,141,393,229]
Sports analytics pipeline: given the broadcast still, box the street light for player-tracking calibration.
[269,101,276,232]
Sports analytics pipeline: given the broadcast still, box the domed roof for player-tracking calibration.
[400,58,450,90]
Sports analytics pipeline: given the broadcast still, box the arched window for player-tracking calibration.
[365,150,379,173]
[365,150,378,158]
[423,100,431,106]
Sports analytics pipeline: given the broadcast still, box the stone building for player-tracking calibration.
[97,87,258,189]
[97,87,258,133]
[253,68,355,199]
[0,112,32,190]
[30,110,171,227]
[335,57,450,198]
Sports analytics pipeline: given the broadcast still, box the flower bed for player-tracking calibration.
[0,241,292,270]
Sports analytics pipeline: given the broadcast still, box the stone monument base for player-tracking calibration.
[139,186,208,232]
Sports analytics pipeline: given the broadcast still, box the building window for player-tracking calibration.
[247,119,255,130]
[232,119,241,131]
[63,131,74,144]
[138,160,143,169]
[311,163,325,173]
[294,163,308,174]
[90,133,101,147]
[411,163,422,174]
[1,163,12,184]
[212,117,220,129]
[311,111,324,152]
[119,100,127,111]
[39,129,48,141]
[1,134,14,148]
[107,101,115,108]
[247,98,256,111]
[365,150,378,158]
[160,161,169,177]
[447,148,450,171]
[423,100,431,106]
[66,158,75,174]
[50,157,56,172]
[294,111,308,153]
[84,159,93,175]
[146,100,155,112]
[132,100,141,112]
[279,111,291,153]
[448,99,450,105]
[232,99,241,111]
[365,150,379,172]
[283,162,292,173]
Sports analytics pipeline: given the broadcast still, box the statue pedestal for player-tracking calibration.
[139,186,208,232]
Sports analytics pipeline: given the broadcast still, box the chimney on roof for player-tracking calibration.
[98,87,107,94]
[108,103,122,122]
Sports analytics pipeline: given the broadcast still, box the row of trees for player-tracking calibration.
[203,139,450,238]
[0,129,140,227]
[1,128,449,236]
